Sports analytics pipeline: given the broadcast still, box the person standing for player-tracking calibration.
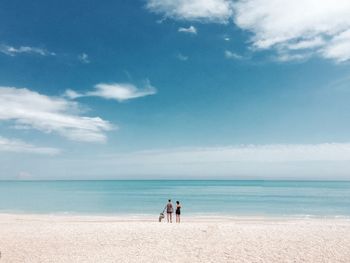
[166,199,173,223]
[176,201,181,223]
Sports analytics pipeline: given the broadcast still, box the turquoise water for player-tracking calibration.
[0,180,350,217]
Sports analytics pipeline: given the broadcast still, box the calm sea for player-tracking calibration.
[0,180,349,217]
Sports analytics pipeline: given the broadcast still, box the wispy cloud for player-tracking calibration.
[57,143,350,179]
[65,81,157,102]
[0,44,55,57]
[224,50,243,60]
[178,26,197,34]
[78,53,90,64]
[177,53,189,61]
[0,87,112,143]
[147,0,350,62]
[275,52,311,62]
[0,136,60,155]
[233,0,350,62]
[146,0,232,23]
[4,143,350,179]
[114,143,350,164]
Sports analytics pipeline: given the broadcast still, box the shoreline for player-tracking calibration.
[1,212,350,222]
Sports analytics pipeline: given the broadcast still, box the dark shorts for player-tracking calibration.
[176,211,180,215]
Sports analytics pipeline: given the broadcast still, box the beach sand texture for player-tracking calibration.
[0,214,350,263]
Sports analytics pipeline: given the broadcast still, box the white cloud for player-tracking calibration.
[233,0,350,62]
[178,25,197,34]
[287,37,325,50]
[0,44,55,56]
[65,81,157,102]
[63,89,82,99]
[224,50,243,60]
[146,0,233,23]
[321,29,350,62]
[4,143,350,179]
[147,0,350,62]
[275,52,310,62]
[47,143,350,179]
[78,53,90,64]
[113,143,350,164]
[0,87,112,142]
[0,136,60,155]
[90,83,156,101]
[177,53,189,61]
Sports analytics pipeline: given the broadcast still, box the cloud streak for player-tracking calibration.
[65,82,157,102]
[146,0,233,23]
[0,136,60,155]
[0,87,113,142]
[46,143,350,179]
[113,143,350,164]
[0,44,55,56]
[178,26,197,34]
[224,50,243,60]
[2,143,350,179]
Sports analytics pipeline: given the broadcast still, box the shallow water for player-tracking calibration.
[0,180,350,217]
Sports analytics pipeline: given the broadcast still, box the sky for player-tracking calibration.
[1,0,350,179]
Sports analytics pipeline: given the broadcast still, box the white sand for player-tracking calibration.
[0,214,350,263]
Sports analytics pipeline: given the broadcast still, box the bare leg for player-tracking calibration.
[170,213,172,223]
[167,213,170,223]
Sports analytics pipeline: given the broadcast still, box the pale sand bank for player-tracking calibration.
[0,214,350,263]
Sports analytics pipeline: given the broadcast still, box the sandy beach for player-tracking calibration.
[0,214,349,262]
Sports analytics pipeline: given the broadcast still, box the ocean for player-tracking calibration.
[0,180,350,217]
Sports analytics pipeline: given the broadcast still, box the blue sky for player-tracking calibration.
[1,0,350,179]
